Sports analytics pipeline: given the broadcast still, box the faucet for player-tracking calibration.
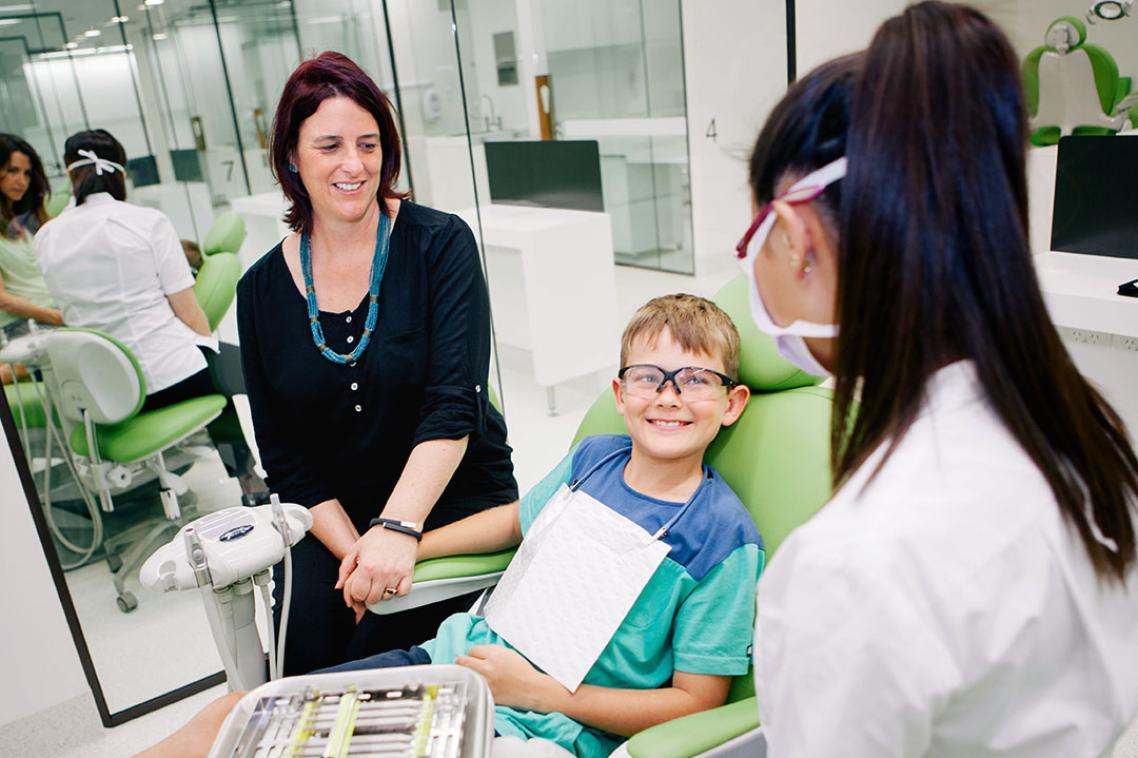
[481,94,499,132]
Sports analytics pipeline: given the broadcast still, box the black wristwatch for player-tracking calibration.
[368,517,423,541]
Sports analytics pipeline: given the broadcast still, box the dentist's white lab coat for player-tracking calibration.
[755,361,1138,757]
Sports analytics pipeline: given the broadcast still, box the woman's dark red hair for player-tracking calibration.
[271,51,405,233]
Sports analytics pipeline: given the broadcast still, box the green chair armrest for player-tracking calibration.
[412,549,516,582]
[627,697,760,758]
[368,549,516,615]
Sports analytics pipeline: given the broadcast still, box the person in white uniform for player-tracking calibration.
[35,129,265,501]
[739,3,1138,756]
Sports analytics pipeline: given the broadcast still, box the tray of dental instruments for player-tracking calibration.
[210,665,493,758]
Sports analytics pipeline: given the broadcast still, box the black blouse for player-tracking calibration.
[236,201,518,533]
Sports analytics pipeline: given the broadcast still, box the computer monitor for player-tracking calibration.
[125,155,160,188]
[169,149,204,182]
[1051,136,1138,260]
[484,140,604,212]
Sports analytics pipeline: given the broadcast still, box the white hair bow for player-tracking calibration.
[66,148,124,176]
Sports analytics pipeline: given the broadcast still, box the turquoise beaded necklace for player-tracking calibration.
[300,210,391,365]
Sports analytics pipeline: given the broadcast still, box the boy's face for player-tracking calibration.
[613,327,749,467]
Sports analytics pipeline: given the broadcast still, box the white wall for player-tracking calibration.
[682,0,788,268]
[0,431,90,726]
[467,0,531,133]
[24,53,152,160]
[795,0,907,75]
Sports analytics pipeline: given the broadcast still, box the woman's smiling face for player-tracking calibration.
[294,96,383,226]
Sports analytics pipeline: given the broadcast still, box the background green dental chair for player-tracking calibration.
[195,210,245,332]
[1022,15,1138,146]
[374,275,836,757]
[43,329,227,612]
[44,186,72,219]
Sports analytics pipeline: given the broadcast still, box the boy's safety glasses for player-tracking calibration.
[619,364,739,400]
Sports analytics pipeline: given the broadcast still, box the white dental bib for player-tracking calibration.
[484,450,699,692]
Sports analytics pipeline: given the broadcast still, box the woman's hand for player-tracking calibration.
[456,646,560,712]
[335,525,420,612]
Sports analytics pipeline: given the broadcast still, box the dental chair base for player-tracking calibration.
[140,498,312,691]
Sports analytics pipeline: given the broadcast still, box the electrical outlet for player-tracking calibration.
[1068,328,1110,346]
[1113,335,1138,352]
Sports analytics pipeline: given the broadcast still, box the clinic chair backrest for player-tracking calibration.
[43,328,145,425]
[1023,16,1126,145]
[203,211,246,256]
[194,252,241,332]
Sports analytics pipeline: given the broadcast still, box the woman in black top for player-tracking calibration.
[238,52,517,673]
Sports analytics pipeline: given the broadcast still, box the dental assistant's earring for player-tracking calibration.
[288,162,298,173]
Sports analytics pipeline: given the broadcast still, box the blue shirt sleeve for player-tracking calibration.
[519,446,577,535]
[672,543,763,675]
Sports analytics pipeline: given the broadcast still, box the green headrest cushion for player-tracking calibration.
[712,276,821,393]
[1046,16,1087,48]
[194,252,241,332]
[203,211,246,256]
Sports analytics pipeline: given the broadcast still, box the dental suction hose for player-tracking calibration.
[270,493,293,681]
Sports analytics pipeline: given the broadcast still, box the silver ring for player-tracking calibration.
[383,587,397,597]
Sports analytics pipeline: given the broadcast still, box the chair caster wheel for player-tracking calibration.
[107,554,123,573]
[117,592,138,613]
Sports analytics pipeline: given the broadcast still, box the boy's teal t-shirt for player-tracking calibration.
[420,435,764,757]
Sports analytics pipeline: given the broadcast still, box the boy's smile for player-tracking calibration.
[614,327,748,479]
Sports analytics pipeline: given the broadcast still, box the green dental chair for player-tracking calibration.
[375,275,836,756]
[1022,16,1138,145]
[42,329,227,611]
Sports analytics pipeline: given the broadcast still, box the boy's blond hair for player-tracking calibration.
[620,294,741,380]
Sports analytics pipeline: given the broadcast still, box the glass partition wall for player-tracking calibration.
[1,0,792,724]
[0,0,373,724]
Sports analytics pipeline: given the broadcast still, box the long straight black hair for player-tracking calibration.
[832,2,1137,580]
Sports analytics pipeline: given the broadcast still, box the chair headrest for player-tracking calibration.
[1046,16,1087,52]
[194,252,241,332]
[203,211,246,256]
[712,276,823,393]
[43,329,145,424]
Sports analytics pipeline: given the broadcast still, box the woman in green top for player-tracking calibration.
[0,134,64,336]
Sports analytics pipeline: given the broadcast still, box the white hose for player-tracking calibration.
[259,580,278,680]
[32,376,103,568]
[277,540,293,679]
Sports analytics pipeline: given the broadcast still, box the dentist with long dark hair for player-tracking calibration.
[742,4,1138,756]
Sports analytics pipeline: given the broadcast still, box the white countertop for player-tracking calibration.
[1036,251,1138,338]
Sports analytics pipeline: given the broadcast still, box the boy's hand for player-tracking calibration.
[456,646,561,712]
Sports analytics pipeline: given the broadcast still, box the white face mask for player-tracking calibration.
[738,157,846,378]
